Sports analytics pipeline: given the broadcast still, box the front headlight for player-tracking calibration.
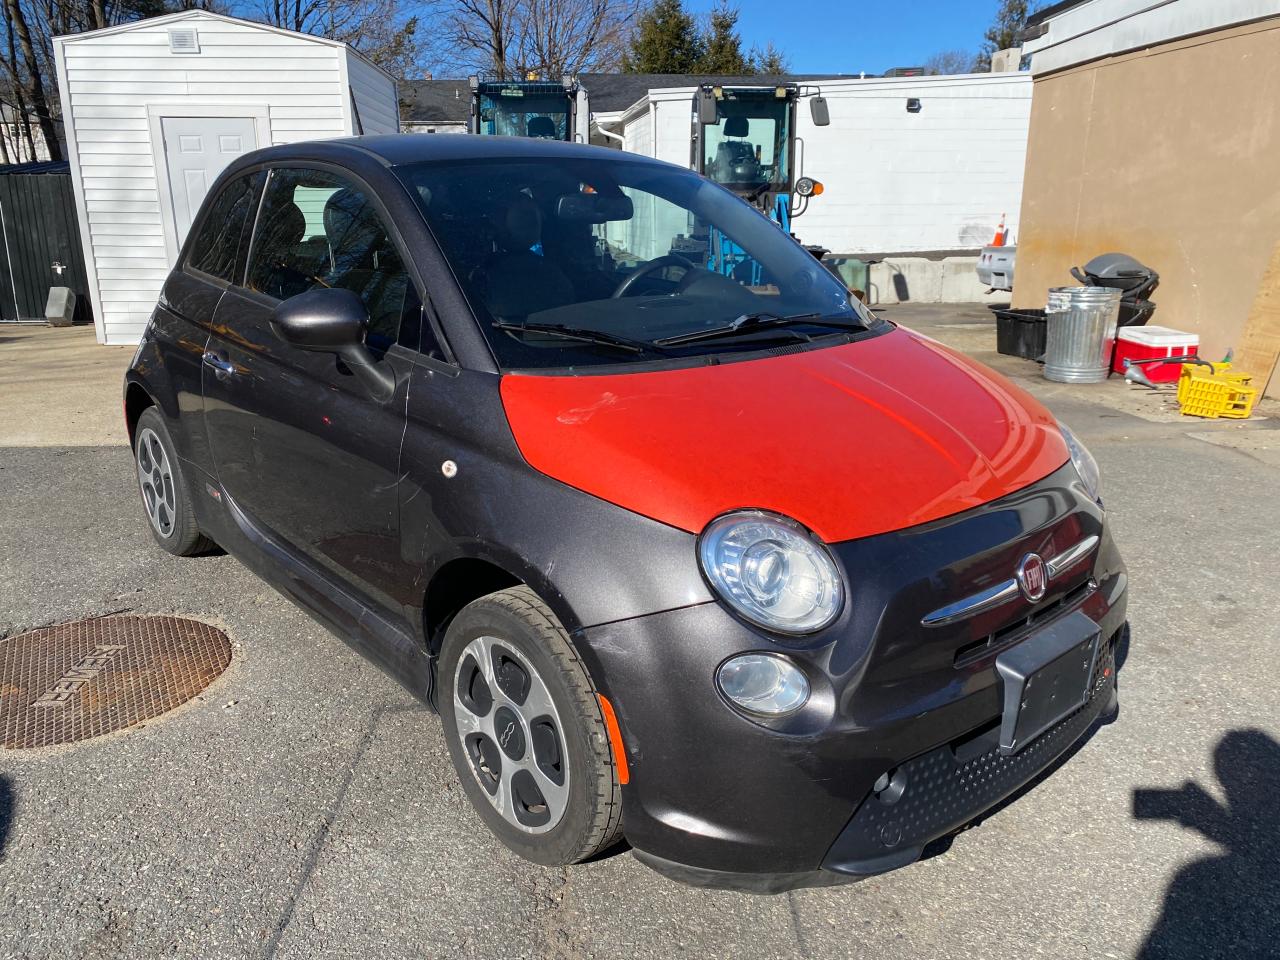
[698,511,844,634]
[1059,421,1101,501]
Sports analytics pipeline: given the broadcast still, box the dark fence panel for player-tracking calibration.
[0,161,91,324]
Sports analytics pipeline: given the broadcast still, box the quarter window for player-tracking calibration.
[247,168,410,349]
[186,171,263,283]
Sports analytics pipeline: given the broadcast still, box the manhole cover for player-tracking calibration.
[0,615,231,749]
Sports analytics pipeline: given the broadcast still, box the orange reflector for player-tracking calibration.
[597,694,630,785]
[812,181,825,196]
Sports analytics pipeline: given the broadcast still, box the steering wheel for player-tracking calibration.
[612,253,698,299]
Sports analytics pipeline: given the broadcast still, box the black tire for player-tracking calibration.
[133,406,214,557]
[438,586,623,865]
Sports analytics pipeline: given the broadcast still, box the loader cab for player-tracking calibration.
[695,86,795,200]
[689,84,831,282]
[470,77,578,141]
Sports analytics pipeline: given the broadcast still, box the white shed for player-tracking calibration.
[53,11,399,345]
[599,72,1032,257]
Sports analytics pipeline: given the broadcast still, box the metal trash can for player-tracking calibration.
[1043,286,1121,383]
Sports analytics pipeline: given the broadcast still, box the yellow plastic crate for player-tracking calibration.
[1177,362,1257,419]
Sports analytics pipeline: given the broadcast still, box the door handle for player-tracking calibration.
[202,350,236,378]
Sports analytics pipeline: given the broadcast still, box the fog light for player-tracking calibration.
[717,654,810,717]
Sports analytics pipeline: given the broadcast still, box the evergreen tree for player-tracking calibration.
[976,0,1030,71]
[697,1,751,74]
[624,0,704,73]
[750,42,788,75]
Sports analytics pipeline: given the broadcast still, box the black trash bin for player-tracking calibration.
[1070,253,1159,327]
[992,306,1047,360]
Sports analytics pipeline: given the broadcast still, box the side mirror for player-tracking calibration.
[271,286,367,352]
[810,97,830,126]
[271,287,395,401]
[696,88,719,127]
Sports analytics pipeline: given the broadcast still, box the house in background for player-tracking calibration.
[1,105,57,164]
[399,78,470,134]
[1014,0,1280,397]
[53,10,398,345]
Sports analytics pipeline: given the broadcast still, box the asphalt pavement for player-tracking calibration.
[1,310,1277,959]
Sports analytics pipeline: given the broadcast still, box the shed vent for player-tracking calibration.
[168,27,200,54]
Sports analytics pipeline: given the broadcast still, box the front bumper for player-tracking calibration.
[574,464,1128,892]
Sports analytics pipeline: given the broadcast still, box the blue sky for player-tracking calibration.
[683,0,1005,75]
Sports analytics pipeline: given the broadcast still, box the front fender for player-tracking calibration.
[400,364,714,636]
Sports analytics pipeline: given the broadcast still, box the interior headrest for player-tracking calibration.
[502,196,543,251]
[272,203,306,248]
[527,116,557,139]
[323,188,367,243]
[723,116,750,138]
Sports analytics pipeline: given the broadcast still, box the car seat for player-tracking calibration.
[323,188,405,344]
[255,204,313,300]
[472,195,575,319]
[527,116,557,139]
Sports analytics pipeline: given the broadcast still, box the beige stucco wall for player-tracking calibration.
[1012,19,1280,393]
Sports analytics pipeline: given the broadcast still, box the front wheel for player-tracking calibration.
[438,586,623,865]
[133,406,214,556]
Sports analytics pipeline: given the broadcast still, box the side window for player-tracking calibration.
[186,171,263,283]
[246,168,410,350]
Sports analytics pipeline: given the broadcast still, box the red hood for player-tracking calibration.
[499,328,1068,543]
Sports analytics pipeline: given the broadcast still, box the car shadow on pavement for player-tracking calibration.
[1133,729,1280,959]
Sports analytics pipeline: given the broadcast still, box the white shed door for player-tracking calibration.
[161,116,257,247]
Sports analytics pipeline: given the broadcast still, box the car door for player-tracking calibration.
[149,169,264,475]
[202,165,419,617]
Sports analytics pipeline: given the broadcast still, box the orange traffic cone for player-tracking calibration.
[991,213,1007,247]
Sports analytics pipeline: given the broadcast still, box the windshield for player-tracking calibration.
[395,156,871,370]
[477,87,570,139]
[701,94,790,192]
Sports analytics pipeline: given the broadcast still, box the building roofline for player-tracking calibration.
[52,10,395,81]
[1027,0,1094,29]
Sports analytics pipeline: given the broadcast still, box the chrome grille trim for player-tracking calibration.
[922,534,1100,627]
[1046,534,1099,578]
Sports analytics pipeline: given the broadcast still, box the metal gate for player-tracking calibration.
[0,161,90,324]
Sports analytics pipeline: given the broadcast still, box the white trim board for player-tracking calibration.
[54,38,106,344]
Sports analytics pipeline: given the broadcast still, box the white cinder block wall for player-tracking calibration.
[54,11,398,345]
[611,73,1031,257]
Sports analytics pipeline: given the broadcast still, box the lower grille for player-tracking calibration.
[825,626,1121,874]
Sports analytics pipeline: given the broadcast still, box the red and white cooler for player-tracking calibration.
[1111,325,1199,382]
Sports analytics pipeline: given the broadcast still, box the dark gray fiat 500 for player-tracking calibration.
[125,135,1127,892]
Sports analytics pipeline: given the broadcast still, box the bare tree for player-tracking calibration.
[518,0,636,76]
[251,0,425,75]
[431,0,518,79]
[923,48,977,75]
[2,0,62,160]
[430,0,635,79]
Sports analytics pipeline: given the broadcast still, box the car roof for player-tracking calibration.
[231,134,670,172]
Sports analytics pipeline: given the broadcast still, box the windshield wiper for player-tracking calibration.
[653,312,865,347]
[493,320,667,356]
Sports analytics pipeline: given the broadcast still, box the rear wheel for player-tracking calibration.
[133,406,213,557]
[438,586,623,865]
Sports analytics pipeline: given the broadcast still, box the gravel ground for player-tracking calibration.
[0,310,1277,959]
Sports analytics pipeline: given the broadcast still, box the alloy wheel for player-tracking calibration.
[136,426,177,539]
[452,635,570,834]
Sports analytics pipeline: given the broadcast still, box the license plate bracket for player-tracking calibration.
[995,610,1101,755]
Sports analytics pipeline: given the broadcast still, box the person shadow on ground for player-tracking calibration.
[1133,728,1280,959]
[0,776,11,858]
